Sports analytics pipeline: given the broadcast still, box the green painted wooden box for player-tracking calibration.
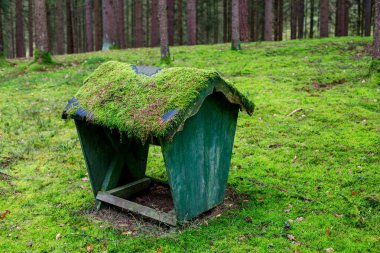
[62,61,254,225]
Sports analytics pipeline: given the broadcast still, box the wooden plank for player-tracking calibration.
[96,191,177,226]
[107,177,151,198]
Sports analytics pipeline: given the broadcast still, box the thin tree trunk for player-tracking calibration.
[102,0,118,49]
[309,0,314,38]
[34,0,49,55]
[357,0,362,35]
[297,0,304,38]
[28,0,33,57]
[187,0,196,45]
[320,0,328,37]
[151,0,159,47]
[264,0,273,41]
[343,0,349,35]
[0,9,3,55]
[213,0,218,43]
[279,0,283,40]
[146,0,150,47]
[46,1,55,54]
[85,0,94,51]
[231,0,240,49]
[274,0,279,40]
[134,0,143,47]
[251,0,256,41]
[66,0,74,53]
[291,0,297,39]
[178,0,183,45]
[94,0,102,51]
[158,0,170,61]
[16,0,25,57]
[223,0,228,42]
[56,0,64,54]
[117,0,125,48]
[167,0,174,45]
[373,0,380,57]
[364,0,372,36]
[239,0,249,41]
[336,0,347,36]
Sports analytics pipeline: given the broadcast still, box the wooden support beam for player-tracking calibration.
[96,191,177,226]
[107,177,151,198]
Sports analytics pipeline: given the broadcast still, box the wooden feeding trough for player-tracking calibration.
[62,61,254,225]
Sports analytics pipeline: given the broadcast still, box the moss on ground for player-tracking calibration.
[67,61,253,141]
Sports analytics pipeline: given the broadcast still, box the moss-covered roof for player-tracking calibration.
[63,61,254,141]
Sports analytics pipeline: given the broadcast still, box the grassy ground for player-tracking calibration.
[0,37,379,252]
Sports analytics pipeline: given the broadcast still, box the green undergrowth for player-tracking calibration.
[0,37,379,252]
[66,61,253,142]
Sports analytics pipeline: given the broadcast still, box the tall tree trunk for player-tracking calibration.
[16,0,25,57]
[56,0,64,54]
[373,0,380,57]
[158,0,170,61]
[28,0,33,57]
[167,0,174,45]
[297,0,304,38]
[239,0,249,41]
[290,0,297,39]
[251,0,257,41]
[117,0,126,48]
[343,0,349,35]
[279,0,283,40]
[274,0,279,40]
[187,0,196,45]
[146,0,150,47]
[102,0,118,49]
[34,0,49,61]
[0,9,3,56]
[134,0,143,47]
[231,0,240,49]
[223,0,228,42]
[320,0,328,37]
[363,0,372,36]
[178,0,183,45]
[85,0,94,51]
[151,0,159,47]
[309,0,315,38]
[66,0,74,53]
[336,0,348,36]
[46,1,55,54]
[264,0,273,41]
[94,0,102,51]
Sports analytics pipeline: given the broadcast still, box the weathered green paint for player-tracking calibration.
[161,92,239,222]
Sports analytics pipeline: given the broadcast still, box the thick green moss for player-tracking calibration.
[33,48,53,64]
[66,61,254,141]
[370,58,380,84]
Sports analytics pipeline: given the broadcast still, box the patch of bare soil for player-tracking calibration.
[90,183,245,235]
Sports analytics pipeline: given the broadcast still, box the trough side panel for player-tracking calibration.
[162,92,239,222]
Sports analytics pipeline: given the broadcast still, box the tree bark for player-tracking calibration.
[290,0,297,39]
[309,0,314,38]
[320,0,328,37]
[363,0,372,36]
[66,0,74,53]
[178,0,183,45]
[28,0,33,57]
[187,0,196,45]
[0,9,3,55]
[336,0,348,36]
[102,0,118,49]
[264,0,273,41]
[134,0,143,47]
[117,0,126,48]
[16,0,25,57]
[223,0,228,42]
[158,0,170,61]
[231,0,240,49]
[167,0,174,45]
[150,0,159,47]
[373,0,380,57]
[85,0,94,51]
[94,0,102,51]
[34,0,49,53]
[55,0,64,54]
[297,0,304,39]
[239,0,249,41]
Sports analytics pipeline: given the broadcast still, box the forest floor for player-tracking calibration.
[0,37,379,252]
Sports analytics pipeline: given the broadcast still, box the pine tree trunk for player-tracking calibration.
[223,0,228,42]
[274,0,279,40]
[47,1,55,54]
[66,0,74,53]
[239,0,249,41]
[231,0,240,49]
[102,0,118,49]
[178,0,183,45]
[279,0,283,40]
[309,0,314,38]
[158,0,170,61]
[250,0,257,41]
[297,0,304,39]
[363,0,372,36]
[94,0,102,51]
[187,0,196,45]
[85,0,94,51]
[320,0,328,37]
[167,0,174,45]
[343,0,349,35]
[117,0,126,48]
[151,0,159,47]
[291,0,297,39]
[134,0,143,47]
[56,0,64,54]
[28,0,33,57]
[0,9,3,55]
[264,0,273,41]
[336,0,347,36]
[16,0,25,57]
[34,0,49,60]
[373,0,380,57]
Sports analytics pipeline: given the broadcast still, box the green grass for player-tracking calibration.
[0,37,379,252]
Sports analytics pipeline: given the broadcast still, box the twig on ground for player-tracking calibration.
[287,108,303,117]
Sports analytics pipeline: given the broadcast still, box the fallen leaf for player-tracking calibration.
[0,210,10,219]
[27,240,33,247]
[58,224,65,227]
[284,209,291,213]
[243,199,249,203]
[258,196,264,201]
[82,177,89,182]
[122,231,133,235]
[156,246,163,253]
[86,243,94,252]
[326,228,331,236]
[288,204,293,208]
[352,191,357,196]
[294,241,301,246]
[55,233,62,240]
[296,217,304,222]
[324,248,334,252]
[288,219,294,223]
[240,235,246,241]
[335,213,343,217]
[287,234,296,241]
